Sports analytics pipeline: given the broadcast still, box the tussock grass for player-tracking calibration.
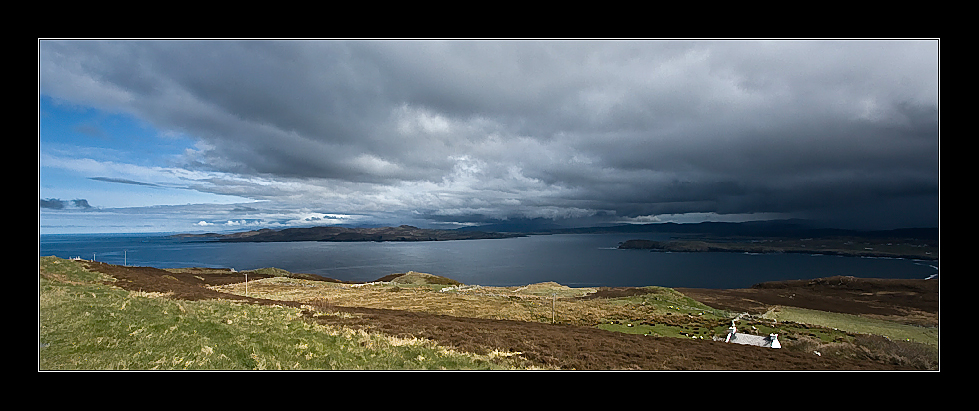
[390,271,461,286]
[509,282,596,298]
[214,274,731,331]
[38,257,519,370]
[40,256,937,369]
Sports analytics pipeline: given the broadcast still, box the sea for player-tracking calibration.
[38,233,939,289]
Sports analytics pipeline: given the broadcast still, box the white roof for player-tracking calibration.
[726,332,780,348]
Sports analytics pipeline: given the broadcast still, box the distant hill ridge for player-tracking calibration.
[173,225,524,243]
[173,220,938,243]
[490,220,939,240]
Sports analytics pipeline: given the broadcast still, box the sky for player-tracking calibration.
[38,39,940,235]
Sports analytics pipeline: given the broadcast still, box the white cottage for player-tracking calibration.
[722,321,781,349]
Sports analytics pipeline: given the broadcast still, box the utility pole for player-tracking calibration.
[552,293,556,324]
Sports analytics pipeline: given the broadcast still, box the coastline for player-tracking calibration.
[617,238,939,261]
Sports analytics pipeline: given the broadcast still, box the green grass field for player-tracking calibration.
[38,256,938,370]
[38,257,522,370]
[761,306,938,346]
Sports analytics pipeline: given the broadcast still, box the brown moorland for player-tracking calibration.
[73,260,937,370]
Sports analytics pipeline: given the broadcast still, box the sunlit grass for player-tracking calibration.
[761,306,939,346]
[39,256,938,370]
[38,257,519,370]
[214,276,730,329]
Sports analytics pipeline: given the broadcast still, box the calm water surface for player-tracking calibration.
[39,233,938,289]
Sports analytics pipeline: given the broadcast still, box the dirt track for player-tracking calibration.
[82,262,935,370]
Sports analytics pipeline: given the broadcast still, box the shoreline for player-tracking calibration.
[617,239,938,261]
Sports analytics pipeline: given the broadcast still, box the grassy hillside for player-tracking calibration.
[761,306,938,346]
[38,257,938,370]
[38,257,525,370]
[211,273,730,328]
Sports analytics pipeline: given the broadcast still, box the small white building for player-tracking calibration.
[721,321,781,349]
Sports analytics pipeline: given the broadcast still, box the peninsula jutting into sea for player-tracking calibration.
[171,225,524,243]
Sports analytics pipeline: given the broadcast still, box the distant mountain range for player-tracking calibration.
[173,219,938,243]
[172,225,525,243]
[460,219,939,240]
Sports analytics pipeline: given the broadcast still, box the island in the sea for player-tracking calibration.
[172,225,525,243]
[617,237,938,261]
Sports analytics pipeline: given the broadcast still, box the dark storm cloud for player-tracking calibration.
[39,39,939,229]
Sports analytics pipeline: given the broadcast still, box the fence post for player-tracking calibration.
[552,293,555,324]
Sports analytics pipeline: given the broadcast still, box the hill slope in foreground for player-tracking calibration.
[39,257,939,370]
